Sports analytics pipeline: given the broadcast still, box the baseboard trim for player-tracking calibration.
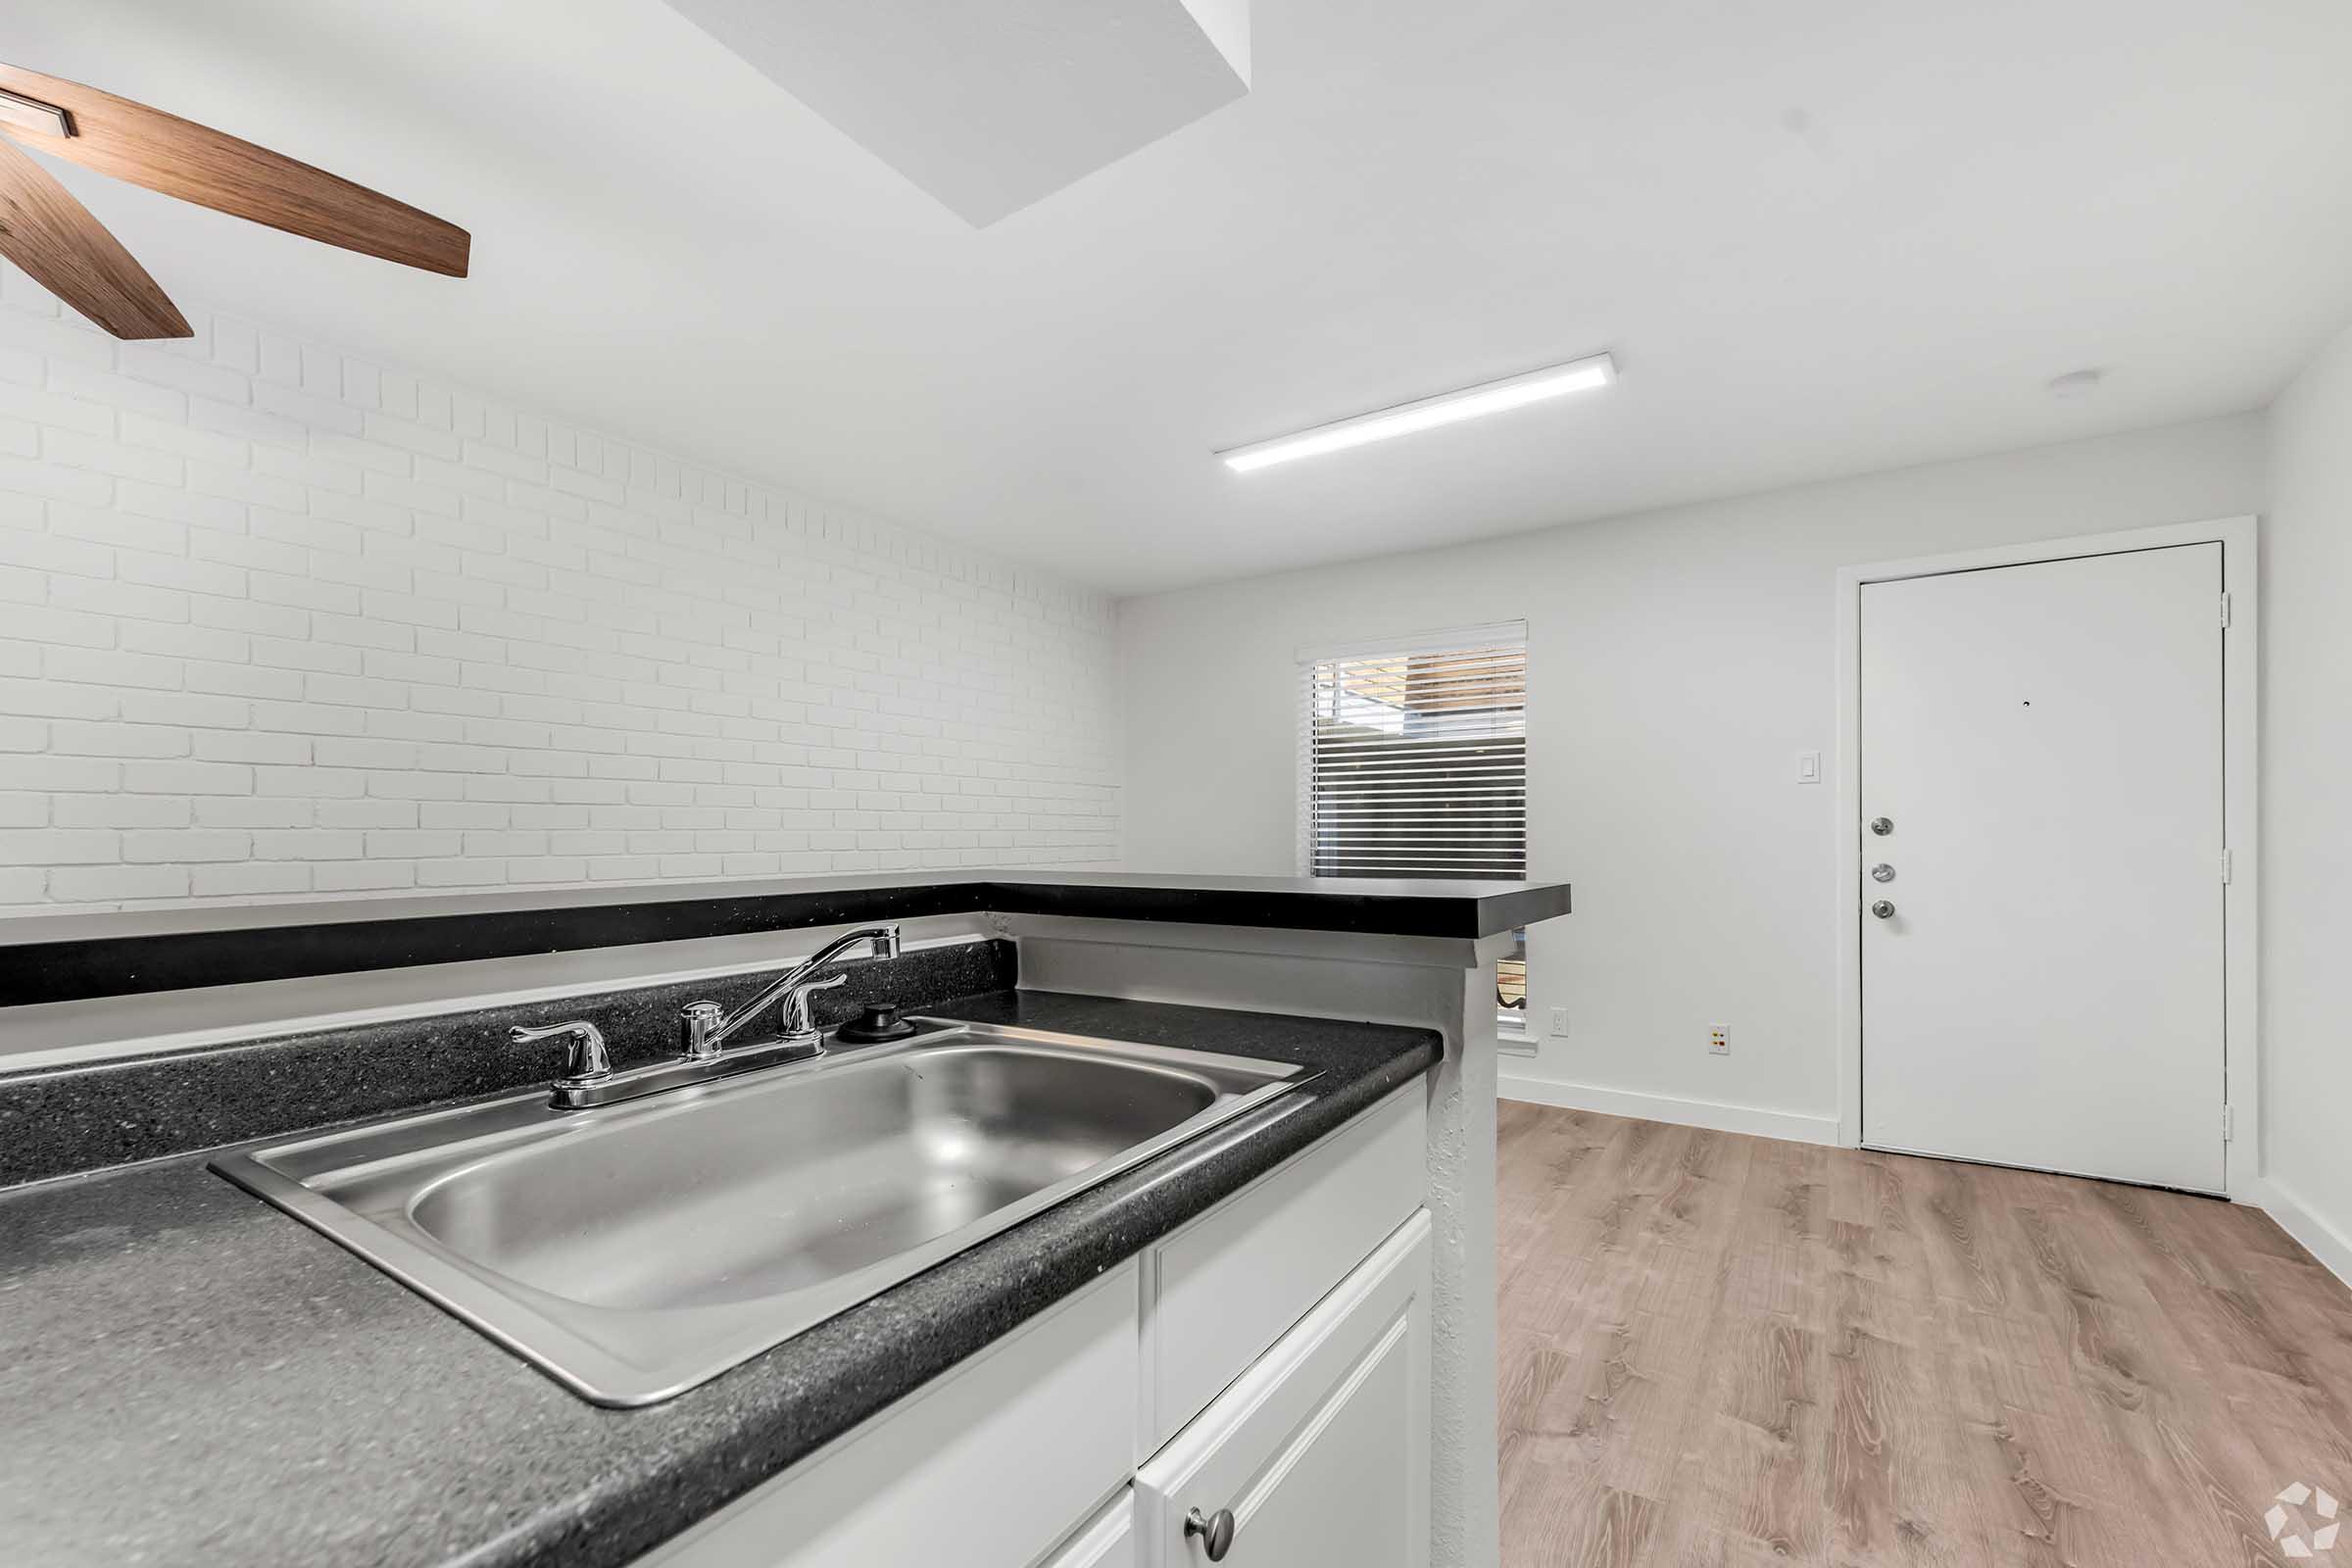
[1497,1073,1840,1147]
[2249,1178,2352,1291]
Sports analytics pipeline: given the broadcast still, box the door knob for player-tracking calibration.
[1186,1506,1237,1561]
[1869,816,1893,835]
[1870,863,1895,883]
[1871,900,1896,919]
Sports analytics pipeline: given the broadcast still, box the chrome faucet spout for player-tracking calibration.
[679,924,902,1058]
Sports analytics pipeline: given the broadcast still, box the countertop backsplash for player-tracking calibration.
[0,935,1014,1187]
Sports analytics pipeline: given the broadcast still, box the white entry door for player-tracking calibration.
[1860,543,2226,1193]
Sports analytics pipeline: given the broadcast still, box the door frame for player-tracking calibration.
[1832,515,2259,1196]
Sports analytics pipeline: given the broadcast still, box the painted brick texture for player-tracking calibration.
[0,270,1118,910]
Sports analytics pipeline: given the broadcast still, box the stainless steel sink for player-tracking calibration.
[213,1020,1305,1405]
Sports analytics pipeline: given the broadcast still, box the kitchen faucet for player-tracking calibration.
[679,925,903,1058]
[508,923,903,1110]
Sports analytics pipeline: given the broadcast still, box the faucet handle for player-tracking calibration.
[779,973,849,1040]
[679,1001,725,1060]
[511,1020,612,1083]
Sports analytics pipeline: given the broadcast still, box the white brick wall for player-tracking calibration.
[0,271,1118,910]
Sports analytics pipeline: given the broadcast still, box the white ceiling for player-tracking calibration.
[13,1,2352,596]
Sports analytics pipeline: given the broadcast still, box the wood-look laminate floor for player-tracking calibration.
[1496,1103,2352,1568]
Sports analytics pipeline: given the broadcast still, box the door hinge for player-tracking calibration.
[2221,848,2233,884]
[2223,1104,2233,1142]
[2219,592,2232,628]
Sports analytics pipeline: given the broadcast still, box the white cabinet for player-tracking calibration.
[1042,1491,1137,1568]
[1141,1086,1425,1453]
[638,1261,1138,1568]
[1136,1211,1431,1568]
[640,1089,1430,1568]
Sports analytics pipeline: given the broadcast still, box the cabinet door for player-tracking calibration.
[1136,1211,1431,1568]
[1042,1491,1135,1568]
[638,1262,1137,1568]
[1143,1084,1424,1453]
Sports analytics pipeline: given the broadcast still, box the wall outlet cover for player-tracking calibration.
[1548,1006,1570,1037]
[1708,1025,1730,1055]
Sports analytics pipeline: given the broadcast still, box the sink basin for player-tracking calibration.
[406,1045,1225,1314]
[213,1020,1305,1405]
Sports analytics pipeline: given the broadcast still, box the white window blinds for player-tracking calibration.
[1298,627,1528,882]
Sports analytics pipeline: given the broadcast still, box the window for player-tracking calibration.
[1299,624,1528,1030]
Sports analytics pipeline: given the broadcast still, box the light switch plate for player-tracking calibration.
[1795,751,1822,784]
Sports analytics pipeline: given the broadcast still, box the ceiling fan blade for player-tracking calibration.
[0,63,467,277]
[0,133,188,338]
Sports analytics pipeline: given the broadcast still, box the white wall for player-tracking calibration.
[0,275,1117,911]
[2259,321,2352,1274]
[1120,415,2267,1136]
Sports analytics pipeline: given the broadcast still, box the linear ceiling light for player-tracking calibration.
[1218,352,1616,472]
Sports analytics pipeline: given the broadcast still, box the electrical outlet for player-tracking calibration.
[1548,1006,1570,1037]
[1708,1025,1729,1055]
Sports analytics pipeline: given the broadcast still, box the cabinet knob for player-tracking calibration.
[1185,1506,1237,1561]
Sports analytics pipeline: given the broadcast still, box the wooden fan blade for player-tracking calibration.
[0,63,467,277]
[0,133,188,338]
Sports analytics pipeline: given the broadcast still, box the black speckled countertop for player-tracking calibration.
[0,989,1438,1568]
[0,868,1569,1004]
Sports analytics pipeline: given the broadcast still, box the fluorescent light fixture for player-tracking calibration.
[1218,352,1617,472]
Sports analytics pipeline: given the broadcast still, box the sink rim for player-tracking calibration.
[212,1020,1308,1406]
